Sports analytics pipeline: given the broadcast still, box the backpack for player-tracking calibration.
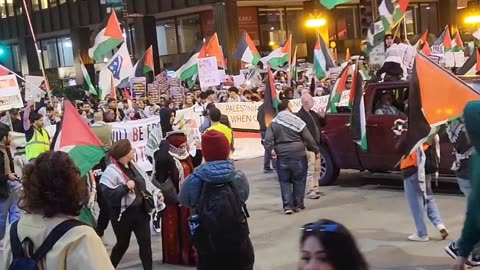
[8,219,85,270]
[424,144,439,175]
[194,172,250,253]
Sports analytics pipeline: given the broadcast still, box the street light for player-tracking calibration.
[305,18,327,28]
[465,16,480,24]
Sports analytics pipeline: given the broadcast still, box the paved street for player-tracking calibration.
[1,157,468,269]
[104,157,465,270]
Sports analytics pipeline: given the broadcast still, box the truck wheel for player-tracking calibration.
[319,145,340,186]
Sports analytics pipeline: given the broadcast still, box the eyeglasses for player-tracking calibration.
[301,222,339,233]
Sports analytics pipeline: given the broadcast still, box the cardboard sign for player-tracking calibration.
[170,85,185,109]
[147,83,160,104]
[130,77,146,98]
[25,75,44,102]
[198,57,220,88]
[368,44,385,67]
[0,75,24,111]
[431,45,444,56]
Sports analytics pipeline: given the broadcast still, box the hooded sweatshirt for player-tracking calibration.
[458,101,480,257]
[178,160,249,208]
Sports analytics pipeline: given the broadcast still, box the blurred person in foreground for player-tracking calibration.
[454,101,480,269]
[2,151,114,270]
[299,219,368,270]
[257,89,276,173]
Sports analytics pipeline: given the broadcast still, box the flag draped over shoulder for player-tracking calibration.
[261,36,291,69]
[133,45,154,77]
[313,35,336,80]
[264,65,279,127]
[405,53,480,155]
[233,31,260,66]
[89,11,124,63]
[349,63,367,151]
[52,101,106,176]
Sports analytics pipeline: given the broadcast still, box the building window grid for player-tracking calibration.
[37,36,75,69]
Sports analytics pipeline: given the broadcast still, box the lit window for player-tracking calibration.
[176,15,202,53]
[31,0,40,11]
[58,37,74,67]
[157,20,178,56]
[41,39,59,69]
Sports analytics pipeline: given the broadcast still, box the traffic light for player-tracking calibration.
[359,0,374,38]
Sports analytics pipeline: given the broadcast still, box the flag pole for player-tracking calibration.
[22,0,51,94]
[402,16,408,42]
[0,64,44,90]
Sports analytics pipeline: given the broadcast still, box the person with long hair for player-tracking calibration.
[100,140,164,270]
[299,219,368,270]
[153,131,202,266]
[2,151,114,269]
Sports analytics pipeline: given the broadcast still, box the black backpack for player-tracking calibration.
[424,144,439,175]
[8,219,85,270]
[194,172,250,253]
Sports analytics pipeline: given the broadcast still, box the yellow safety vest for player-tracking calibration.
[26,128,50,161]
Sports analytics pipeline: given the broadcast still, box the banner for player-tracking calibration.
[25,75,44,102]
[130,77,146,98]
[109,117,161,171]
[0,75,23,111]
[198,57,220,88]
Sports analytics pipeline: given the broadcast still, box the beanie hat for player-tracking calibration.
[165,131,187,147]
[202,130,230,162]
[108,139,132,160]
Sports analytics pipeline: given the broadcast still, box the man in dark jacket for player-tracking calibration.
[296,93,326,199]
[0,123,20,248]
[264,99,319,215]
[257,100,276,173]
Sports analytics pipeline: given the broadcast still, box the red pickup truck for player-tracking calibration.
[319,78,480,186]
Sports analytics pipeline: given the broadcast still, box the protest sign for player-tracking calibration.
[109,117,161,171]
[148,83,160,104]
[368,44,385,67]
[25,75,44,102]
[431,45,444,57]
[170,85,185,109]
[0,75,24,111]
[338,90,351,107]
[198,57,220,88]
[130,77,146,98]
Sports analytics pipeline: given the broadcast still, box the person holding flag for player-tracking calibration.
[23,101,51,162]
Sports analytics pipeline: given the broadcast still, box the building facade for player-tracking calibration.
[0,0,461,86]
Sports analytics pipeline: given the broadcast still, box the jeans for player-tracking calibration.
[261,131,275,171]
[0,190,21,240]
[276,155,308,210]
[454,178,480,253]
[306,151,320,194]
[404,173,444,237]
[110,206,152,270]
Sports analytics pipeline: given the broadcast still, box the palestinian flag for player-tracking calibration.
[328,63,350,113]
[233,31,260,66]
[420,42,431,56]
[349,63,367,151]
[404,53,480,155]
[199,33,226,69]
[52,101,106,176]
[132,45,154,77]
[366,19,385,52]
[88,10,124,63]
[452,31,465,52]
[264,65,279,127]
[79,57,97,95]
[175,42,204,82]
[379,0,409,33]
[433,26,452,51]
[313,35,336,80]
[320,0,352,9]
[457,48,480,75]
[0,64,9,76]
[260,35,292,69]
[290,45,298,82]
[414,29,428,49]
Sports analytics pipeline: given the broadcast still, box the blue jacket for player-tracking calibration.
[178,160,249,208]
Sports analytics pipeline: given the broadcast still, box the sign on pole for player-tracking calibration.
[198,57,220,88]
[0,75,24,111]
[25,75,44,102]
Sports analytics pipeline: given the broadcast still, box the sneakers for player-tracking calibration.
[284,209,294,215]
[437,224,449,240]
[471,254,480,266]
[444,242,459,259]
[152,211,162,233]
[263,168,274,173]
[294,206,306,213]
[407,234,429,242]
[306,191,320,200]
